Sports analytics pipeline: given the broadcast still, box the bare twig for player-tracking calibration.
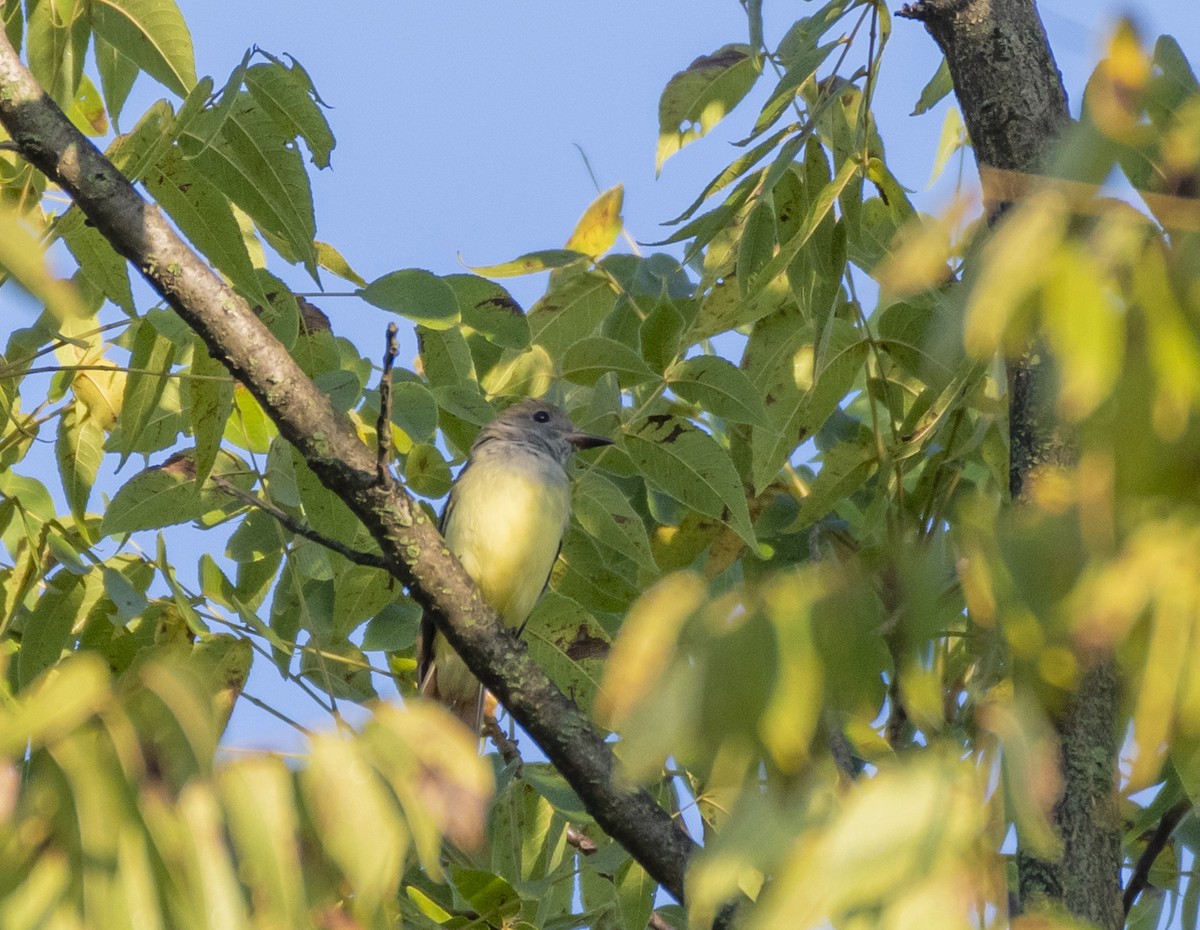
[482,710,523,771]
[648,912,676,930]
[377,322,398,485]
[566,825,599,854]
[210,475,389,570]
[1123,797,1192,915]
[564,826,684,930]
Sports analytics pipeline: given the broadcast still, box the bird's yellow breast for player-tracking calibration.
[442,451,571,628]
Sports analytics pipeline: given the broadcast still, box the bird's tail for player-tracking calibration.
[419,663,485,736]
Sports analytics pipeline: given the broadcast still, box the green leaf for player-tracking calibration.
[522,591,612,716]
[219,758,308,928]
[25,0,89,104]
[696,278,789,351]
[561,337,656,388]
[639,299,686,373]
[528,271,617,357]
[243,57,335,168]
[479,345,554,398]
[63,73,108,136]
[90,0,197,97]
[616,860,656,930]
[113,315,177,467]
[99,448,252,536]
[223,382,276,453]
[62,217,135,314]
[316,240,367,287]
[624,414,756,547]
[93,33,140,125]
[912,56,953,115]
[556,525,641,614]
[656,44,762,173]
[419,326,477,388]
[185,336,235,488]
[927,106,966,187]
[737,198,778,297]
[667,355,769,426]
[405,442,452,499]
[466,249,589,278]
[447,275,530,349]
[300,639,377,702]
[292,448,361,545]
[362,598,421,652]
[145,146,271,309]
[790,441,878,529]
[152,543,196,638]
[744,156,860,306]
[748,39,837,142]
[573,470,657,573]
[18,570,100,688]
[180,92,318,276]
[390,380,439,444]
[359,269,461,331]
[451,869,521,924]
[302,734,410,907]
[750,318,867,492]
[56,403,104,531]
[665,126,790,226]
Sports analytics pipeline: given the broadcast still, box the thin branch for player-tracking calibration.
[210,475,390,571]
[1123,798,1192,916]
[238,691,316,737]
[377,322,398,486]
[482,710,523,771]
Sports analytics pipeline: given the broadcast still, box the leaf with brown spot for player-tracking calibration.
[624,415,756,548]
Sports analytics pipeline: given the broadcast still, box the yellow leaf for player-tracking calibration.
[595,571,705,728]
[0,206,85,322]
[565,184,624,259]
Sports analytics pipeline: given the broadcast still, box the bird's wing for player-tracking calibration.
[416,476,465,688]
[516,537,562,638]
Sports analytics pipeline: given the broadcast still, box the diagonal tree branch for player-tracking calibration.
[0,33,705,914]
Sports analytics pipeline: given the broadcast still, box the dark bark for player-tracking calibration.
[0,32,707,914]
[897,3,1122,929]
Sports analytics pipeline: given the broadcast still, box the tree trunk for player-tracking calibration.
[897,2,1123,928]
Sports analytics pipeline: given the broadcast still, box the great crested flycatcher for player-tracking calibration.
[416,397,611,731]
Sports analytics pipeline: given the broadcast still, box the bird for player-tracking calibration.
[416,397,612,732]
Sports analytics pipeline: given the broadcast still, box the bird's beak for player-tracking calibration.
[568,431,614,451]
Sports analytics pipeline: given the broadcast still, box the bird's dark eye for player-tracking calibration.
[533,410,550,423]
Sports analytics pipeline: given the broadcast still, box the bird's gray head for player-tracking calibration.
[471,398,612,466]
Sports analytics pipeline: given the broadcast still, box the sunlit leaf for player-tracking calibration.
[90,0,197,96]
[656,44,762,172]
[467,249,590,278]
[912,57,953,115]
[564,184,624,258]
